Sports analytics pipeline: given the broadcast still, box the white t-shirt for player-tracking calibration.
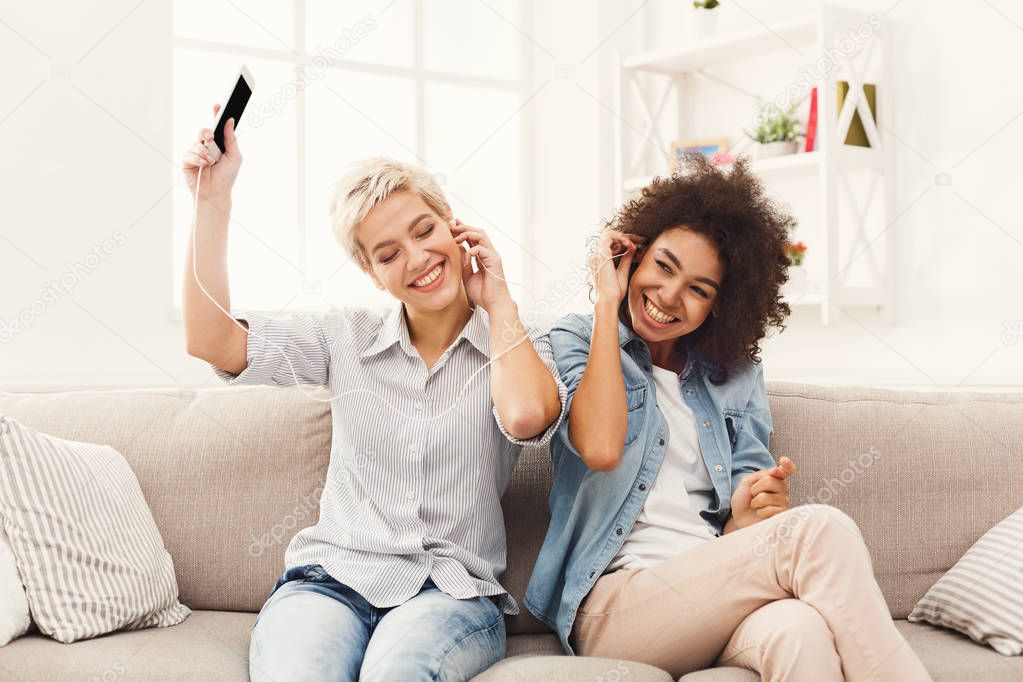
[606,365,717,573]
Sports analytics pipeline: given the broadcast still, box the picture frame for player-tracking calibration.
[669,137,730,170]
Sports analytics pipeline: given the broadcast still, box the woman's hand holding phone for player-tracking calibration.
[181,103,243,202]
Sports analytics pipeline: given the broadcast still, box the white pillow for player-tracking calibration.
[0,527,30,646]
[909,505,1023,655]
[0,415,190,643]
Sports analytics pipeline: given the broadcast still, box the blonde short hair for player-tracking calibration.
[329,157,451,266]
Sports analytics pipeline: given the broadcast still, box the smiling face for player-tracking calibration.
[356,190,465,312]
[625,226,725,344]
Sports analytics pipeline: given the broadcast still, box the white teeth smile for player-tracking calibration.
[412,263,443,287]
[644,296,678,324]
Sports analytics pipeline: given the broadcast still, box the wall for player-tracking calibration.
[0,0,198,390]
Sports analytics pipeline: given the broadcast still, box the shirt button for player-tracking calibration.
[703,420,711,428]
[409,442,417,452]
[639,483,647,491]
[686,389,694,395]
[658,437,665,446]
[714,464,723,472]
[615,528,623,536]
[589,571,595,579]
[414,402,424,411]
[405,489,415,500]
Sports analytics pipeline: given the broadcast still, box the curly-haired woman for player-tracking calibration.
[525,154,931,681]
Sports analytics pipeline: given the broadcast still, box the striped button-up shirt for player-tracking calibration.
[211,303,567,614]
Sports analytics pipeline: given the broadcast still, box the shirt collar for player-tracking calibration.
[360,303,490,359]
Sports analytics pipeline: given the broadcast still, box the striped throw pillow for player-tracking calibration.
[0,415,190,643]
[909,505,1023,655]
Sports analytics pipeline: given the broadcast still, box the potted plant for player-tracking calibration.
[687,0,721,41]
[785,240,807,267]
[745,102,803,160]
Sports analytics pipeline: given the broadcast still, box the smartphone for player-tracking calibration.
[203,65,254,163]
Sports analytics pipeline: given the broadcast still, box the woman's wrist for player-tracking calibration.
[594,296,619,321]
[197,192,232,216]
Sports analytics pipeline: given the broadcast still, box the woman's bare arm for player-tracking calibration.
[180,104,248,374]
[566,228,643,471]
[567,298,628,471]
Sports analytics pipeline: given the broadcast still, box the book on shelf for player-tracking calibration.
[805,87,818,152]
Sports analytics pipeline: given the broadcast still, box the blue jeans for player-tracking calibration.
[249,564,506,681]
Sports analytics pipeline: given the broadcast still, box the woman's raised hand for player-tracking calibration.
[181,103,243,201]
[588,227,646,306]
[451,219,513,313]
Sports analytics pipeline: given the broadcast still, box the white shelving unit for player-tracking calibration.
[613,4,896,325]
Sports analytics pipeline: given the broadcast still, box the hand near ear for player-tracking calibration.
[450,219,514,313]
[589,228,648,306]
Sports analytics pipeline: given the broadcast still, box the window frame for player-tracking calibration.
[170,0,535,319]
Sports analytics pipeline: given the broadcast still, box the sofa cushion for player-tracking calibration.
[767,382,1023,618]
[473,655,673,681]
[908,504,1023,654]
[502,445,555,634]
[0,609,253,681]
[504,632,563,657]
[0,415,190,643]
[678,668,759,681]
[895,619,1023,681]
[0,387,332,614]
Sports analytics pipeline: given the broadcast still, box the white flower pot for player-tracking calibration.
[754,140,798,160]
[686,9,719,42]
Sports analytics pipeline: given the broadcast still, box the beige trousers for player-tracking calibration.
[572,505,932,682]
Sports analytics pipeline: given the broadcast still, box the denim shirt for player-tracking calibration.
[524,312,777,654]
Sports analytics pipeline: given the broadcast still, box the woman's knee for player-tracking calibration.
[249,585,369,680]
[750,504,859,558]
[757,599,834,649]
[737,600,843,682]
[794,503,863,545]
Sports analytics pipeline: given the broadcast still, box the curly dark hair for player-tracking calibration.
[607,151,794,383]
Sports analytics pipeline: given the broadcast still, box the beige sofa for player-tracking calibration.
[0,382,1021,681]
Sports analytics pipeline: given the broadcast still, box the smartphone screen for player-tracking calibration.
[213,75,252,154]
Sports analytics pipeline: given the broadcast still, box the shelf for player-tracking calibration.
[624,151,820,192]
[724,150,820,176]
[622,15,816,75]
[622,146,890,193]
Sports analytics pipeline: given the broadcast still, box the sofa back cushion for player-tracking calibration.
[2,382,1022,628]
[767,382,1023,618]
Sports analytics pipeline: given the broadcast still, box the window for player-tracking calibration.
[172,0,530,313]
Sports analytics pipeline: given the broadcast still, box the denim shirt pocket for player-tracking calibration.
[624,385,647,445]
[722,408,744,450]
